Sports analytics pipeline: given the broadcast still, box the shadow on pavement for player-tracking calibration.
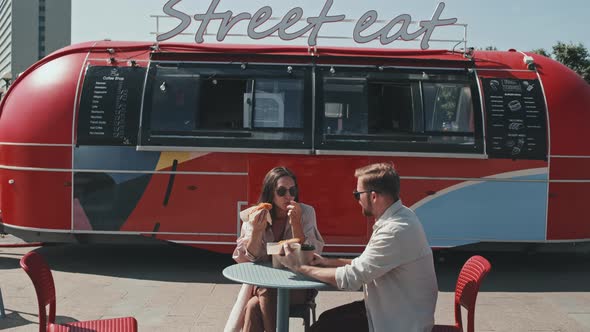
[0,309,82,330]
[434,250,590,293]
[33,242,236,284]
[6,241,590,292]
[54,315,99,325]
[0,310,36,330]
[0,255,21,270]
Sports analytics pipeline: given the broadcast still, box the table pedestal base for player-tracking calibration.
[276,288,290,332]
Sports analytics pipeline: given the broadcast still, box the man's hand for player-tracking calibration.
[309,253,329,267]
[281,248,339,287]
[276,243,301,271]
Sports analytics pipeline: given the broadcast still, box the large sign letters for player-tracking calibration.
[157,0,458,50]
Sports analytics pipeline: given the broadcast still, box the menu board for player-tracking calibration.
[77,66,146,145]
[482,78,547,160]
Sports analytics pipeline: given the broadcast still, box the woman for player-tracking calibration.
[226,166,324,332]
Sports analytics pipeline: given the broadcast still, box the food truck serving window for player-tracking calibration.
[140,62,311,150]
[316,67,483,154]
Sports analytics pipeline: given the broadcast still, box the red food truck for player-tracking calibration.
[0,40,588,254]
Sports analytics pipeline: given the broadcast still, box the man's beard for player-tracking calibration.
[362,199,373,217]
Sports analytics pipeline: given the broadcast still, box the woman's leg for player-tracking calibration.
[243,296,264,332]
[256,287,277,332]
[254,288,313,331]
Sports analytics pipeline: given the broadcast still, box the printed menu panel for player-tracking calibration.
[482,78,547,160]
[77,66,146,145]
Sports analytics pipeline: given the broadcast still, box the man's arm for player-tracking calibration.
[278,245,351,287]
[321,257,353,267]
[296,265,338,287]
[309,253,352,268]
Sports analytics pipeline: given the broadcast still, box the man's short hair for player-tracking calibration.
[355,162,400,200]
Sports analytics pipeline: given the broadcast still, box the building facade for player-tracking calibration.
[0,0,71,91]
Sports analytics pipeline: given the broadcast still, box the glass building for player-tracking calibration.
[0,0,71,92]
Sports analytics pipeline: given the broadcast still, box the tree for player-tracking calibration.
[552,42,590,83]
[531,48,550,57]
[476,46,498,51]
[531,42,590,83]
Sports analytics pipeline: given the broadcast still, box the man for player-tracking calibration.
[278,162,438,332]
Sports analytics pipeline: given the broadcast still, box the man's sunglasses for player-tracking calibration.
[353,190,378,200]
[276,186,298,197]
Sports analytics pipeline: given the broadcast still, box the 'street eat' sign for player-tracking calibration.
[157,0,458,50]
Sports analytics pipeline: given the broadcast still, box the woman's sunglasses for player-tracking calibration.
[276,186,298,197]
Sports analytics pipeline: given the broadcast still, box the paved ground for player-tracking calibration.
[1,234,590,331]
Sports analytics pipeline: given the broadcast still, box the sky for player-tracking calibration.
[71,0,590,53]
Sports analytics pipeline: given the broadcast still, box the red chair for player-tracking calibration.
[432,255,491,332]
[20,251,138,332]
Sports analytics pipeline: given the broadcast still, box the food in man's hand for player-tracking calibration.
[247,202,273,224]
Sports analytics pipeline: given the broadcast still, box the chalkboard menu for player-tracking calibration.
[77,66,146,145]
[482,78,547,160]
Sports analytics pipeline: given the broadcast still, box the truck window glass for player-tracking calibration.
[422,82,475,145]
[318,68,480,154]
[322,78,367,135]
[142,63,309,149]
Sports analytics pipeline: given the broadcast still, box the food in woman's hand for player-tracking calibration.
[247,202,273,224]
[254,202,272,211]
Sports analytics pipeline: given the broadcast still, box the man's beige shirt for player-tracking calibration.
[335,200,438,332]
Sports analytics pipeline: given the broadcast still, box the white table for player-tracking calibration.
[223,262,330,332]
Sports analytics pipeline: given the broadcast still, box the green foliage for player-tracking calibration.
[476,46,498,51]
[530,42,590,83]
[531,48,550,57]
[552,42,590,83]
[438,86,460,123]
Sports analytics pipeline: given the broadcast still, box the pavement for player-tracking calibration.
[1,234,590,331]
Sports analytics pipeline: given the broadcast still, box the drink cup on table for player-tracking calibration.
[300,243,316,265]
[287,243,302,266]
[267,242,283,268]
[272,255,284,268]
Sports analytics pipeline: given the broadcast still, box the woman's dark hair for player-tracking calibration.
[258,167,299,209]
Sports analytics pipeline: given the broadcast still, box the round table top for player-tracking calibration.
[223,262,331,289]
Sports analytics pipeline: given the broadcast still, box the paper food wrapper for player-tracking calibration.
[266,242,282,255]
[267,242,300,255]
[267,242,302,268]
[239,206,272,225]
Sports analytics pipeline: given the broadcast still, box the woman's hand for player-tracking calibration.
[287,200,302,224]
[251,209,269,234]
[287,201,305,243]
